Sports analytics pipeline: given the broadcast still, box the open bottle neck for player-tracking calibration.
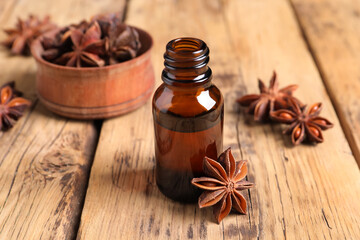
[162,38,212,87]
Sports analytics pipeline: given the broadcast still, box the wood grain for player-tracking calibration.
[78,0,360,239]
[289,0,360,165]
[0,0,126,239]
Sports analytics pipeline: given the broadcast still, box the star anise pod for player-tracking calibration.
[91,12,122,38]
[0,82,31,131]
[270,98,333,145]
[2,15,57,55]
[105,23,141,64]
[70,20,90,33]
[54,21,105,67]
[237,71,303,121]
[191,148,254,223]
[41,21,91,62]
[41,36,63,61]
[61,20,91,43]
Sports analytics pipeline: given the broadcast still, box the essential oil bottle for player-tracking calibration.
[152,37,224,202]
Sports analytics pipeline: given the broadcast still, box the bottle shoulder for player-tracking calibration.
[152,83,223,117]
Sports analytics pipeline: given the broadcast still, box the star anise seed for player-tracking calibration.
[2,15,57,55]
[191,148,254,223]
[237,71,304,121]
[0,82,31,131]
[270,98,333,145]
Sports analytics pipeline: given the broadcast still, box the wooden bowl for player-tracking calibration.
[31,26,155,119]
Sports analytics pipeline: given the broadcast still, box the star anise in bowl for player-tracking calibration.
[53,21,106,68]
[0,81,31,131]
[270,98,333,145]
[237,71,303,121]
[191,148,254,223]
[41,21,90,62]
[105,24,141,64]
[39,13,141,67]
[2,15,57,55]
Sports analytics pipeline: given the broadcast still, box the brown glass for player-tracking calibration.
[152,38,224,202]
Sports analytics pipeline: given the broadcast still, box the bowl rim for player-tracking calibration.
[30,24,153,71]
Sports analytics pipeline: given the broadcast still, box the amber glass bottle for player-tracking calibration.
[152,38,224,202]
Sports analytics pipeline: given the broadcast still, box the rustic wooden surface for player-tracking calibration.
[0,0,124,239]
[290,0,360,165]
[0,0,360,239]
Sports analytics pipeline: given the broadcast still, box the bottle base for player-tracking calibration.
[156,166,202,203]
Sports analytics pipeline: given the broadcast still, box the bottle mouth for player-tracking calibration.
[162,37,212,86]
[165,38,209,64]
[166,38,206,57]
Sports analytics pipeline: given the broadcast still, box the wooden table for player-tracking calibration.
[1,0,360,239]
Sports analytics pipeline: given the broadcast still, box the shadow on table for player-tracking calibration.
[107,166,217,223]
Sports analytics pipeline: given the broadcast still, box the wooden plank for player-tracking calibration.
[289,0,360,165]
[78,0,360,239]
[222,0,360,238]
[0,0,126,239]
[0,0,17,25]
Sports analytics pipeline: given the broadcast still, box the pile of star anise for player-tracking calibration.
[41,13,141,67]
[2,13,142,67]
[237,71,333,145]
